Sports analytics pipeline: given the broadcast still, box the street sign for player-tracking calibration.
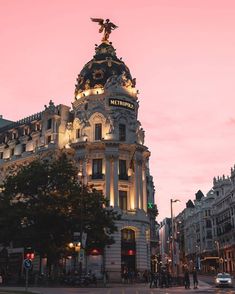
[79,249,85,263]
[23,258,32,292]
[23,258,32,270]
[81,232,87,248]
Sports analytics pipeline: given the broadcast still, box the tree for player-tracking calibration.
[0,153,119,269]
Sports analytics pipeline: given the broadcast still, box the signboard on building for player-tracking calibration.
[109,98,135,111]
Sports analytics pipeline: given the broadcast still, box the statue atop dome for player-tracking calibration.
[91,18,118,42]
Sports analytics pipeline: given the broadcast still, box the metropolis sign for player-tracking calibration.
[109,98,135,111]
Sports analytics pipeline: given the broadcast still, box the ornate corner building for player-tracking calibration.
[0,39,156,279]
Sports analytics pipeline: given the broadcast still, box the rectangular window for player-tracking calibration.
[92,159,103,179]
[119,124,126,141]
[47,118,52,130]
[10,148,14,156]
[119,191,127,210]
[119,160,128,180]
[95,123,102,140]
[47,135,51,144]
[35,123,41,131]
[24,128,29,136]
[0,152,3,159]
[22,144,26,153]
[76,128,81,139]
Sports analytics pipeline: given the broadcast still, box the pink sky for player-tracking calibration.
[1,0,235,220]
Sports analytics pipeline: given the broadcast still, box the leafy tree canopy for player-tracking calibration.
[0,153,120,264]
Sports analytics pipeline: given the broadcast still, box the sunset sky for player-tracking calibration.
[1,0,235,220]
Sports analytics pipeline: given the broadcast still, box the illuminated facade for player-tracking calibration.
[0,41,156,279]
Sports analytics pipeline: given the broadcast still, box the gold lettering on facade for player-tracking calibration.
[109,99,134,111]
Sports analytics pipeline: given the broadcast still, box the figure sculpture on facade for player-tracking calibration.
[136,123,145,145]
[44,100,57,114]
[105,72,132,90]
[91,18,118,42]
[104,75,118,89]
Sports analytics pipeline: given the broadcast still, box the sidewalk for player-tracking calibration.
[0,279,213,293]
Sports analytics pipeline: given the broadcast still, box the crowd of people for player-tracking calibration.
[121,266,199,289]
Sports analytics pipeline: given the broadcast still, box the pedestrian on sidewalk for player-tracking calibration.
[192,267,198,289]
[149,271,155,288]
[184,268,190,289]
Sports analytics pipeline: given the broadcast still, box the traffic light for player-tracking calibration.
[24,248,35,260]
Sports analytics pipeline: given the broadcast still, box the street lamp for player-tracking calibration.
[215,240,221,272]
[195,245,201,270]
[77,169,86,273]
[170,198,180,277]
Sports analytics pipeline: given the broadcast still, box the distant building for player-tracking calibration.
[0,115,13,128]
[212,168,235,273]
[183,190,215,272]
[158,218,171,266]
[172,165,235,275]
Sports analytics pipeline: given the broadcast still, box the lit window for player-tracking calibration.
[121,228,135,241]
[92,159,103,179]
[119,160,128,180]
[35,123,41,131]
[24,128,29,135]
[119,124,126,141]
[95,123,102,140]
[119,191,127,210]
[47,135,51,144]
[76,129,81,139]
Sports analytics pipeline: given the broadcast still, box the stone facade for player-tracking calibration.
[167,166,235,274]
[212,169,235,273]
[0,41,156,280]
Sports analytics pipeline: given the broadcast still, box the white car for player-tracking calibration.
[215,273,233,288]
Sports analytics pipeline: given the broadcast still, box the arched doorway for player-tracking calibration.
[121,228,136,272]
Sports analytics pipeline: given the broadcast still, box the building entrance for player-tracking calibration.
[121,228,136,272]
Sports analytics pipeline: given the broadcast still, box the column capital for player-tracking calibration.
[105,152,119,160]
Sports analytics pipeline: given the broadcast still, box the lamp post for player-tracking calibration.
[77,169,86,273]
[170,198,180,277]
[195,245,201,270]
[215,240,220,272]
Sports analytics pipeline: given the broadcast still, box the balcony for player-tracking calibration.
[119,174,129,181]
[91,173,104,180]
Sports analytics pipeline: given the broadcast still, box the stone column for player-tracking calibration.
[139,160,143,210]
[134,160,139,209]
[82,158,87,185]
[136,225,149,271]
[105,156,111,202]
[142,164,147,212]
[113,156,119,207]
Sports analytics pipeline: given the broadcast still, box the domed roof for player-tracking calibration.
[75,42,134,95]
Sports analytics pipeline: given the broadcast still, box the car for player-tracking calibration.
[215,273,233,288]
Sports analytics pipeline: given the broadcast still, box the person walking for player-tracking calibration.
[192,267,198,289]
[149,271,155,288]
[184,268,190,289]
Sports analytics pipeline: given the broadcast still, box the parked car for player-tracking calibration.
[215,273,233,288]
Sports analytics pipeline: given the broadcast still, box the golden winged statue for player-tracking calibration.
[91,18,118,42]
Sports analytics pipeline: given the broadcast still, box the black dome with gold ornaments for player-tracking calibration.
[74,42,136,96]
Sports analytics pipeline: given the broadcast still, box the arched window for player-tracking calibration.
[119,124,126,141]
[121,228,135,242]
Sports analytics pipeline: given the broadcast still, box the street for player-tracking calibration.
[1,279,235,294]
